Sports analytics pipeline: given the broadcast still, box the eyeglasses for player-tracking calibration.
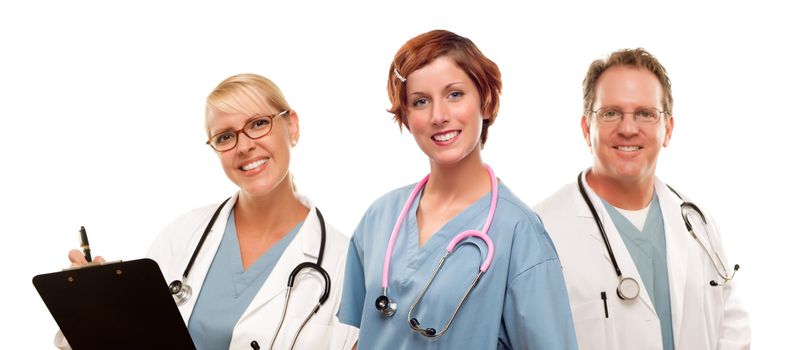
[206,110,288,152]
[590,107,667,125]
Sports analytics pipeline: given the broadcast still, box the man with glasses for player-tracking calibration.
[534,49,750,349]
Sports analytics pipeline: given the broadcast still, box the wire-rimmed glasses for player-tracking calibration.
[590,107,667,125]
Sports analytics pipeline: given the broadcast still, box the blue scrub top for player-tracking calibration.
[337,182,577,349]
[603,194,674,350]
[188,211,302,350]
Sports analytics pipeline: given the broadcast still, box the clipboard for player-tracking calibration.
[33,258,196,350]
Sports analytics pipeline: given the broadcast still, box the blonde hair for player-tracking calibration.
[205,73,292,136]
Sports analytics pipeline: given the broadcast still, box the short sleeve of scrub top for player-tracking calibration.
[337,182,578,349]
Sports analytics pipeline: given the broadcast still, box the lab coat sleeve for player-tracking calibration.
[711,216,751,350]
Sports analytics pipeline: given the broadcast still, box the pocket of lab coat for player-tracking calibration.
[571,299,618,350]
[271,318,337,350]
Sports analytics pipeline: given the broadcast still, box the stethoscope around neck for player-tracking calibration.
[577,174,641,300]
[167,197,330,350]
[577,172,741,302]
[375,164,497,338]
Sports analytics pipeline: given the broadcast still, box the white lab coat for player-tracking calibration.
[534,174,750,350]
[55,193,358,350]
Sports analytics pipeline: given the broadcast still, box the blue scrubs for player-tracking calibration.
[188,212,302,350]
[603,194,674,350]
[338,182,577,349]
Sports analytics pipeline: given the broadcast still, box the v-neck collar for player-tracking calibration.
[392,183,495,285]
[223,212,302,297]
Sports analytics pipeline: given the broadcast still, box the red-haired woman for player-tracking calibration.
[337,30,577,349]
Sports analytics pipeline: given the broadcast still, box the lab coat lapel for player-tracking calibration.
[238,196,321,322]
[655,179,690,344]
[574,173,657,315]
[178,194,239,323]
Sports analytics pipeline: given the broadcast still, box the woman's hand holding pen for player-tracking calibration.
[67,226,105,267]
[67,249,106,267]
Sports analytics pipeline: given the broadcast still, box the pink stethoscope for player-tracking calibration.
[374,164,497,338]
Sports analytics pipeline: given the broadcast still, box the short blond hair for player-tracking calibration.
[205,73,291,136]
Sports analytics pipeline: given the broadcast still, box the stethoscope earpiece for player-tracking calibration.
[409,317,436,336]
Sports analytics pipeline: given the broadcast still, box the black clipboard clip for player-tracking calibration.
[61,260,123,271]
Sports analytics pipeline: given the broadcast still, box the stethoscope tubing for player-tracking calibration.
[407,252,486,338]
[377,164,499,338]
[382,165,498,289]
[381,174,428,289]
[270,260,330,350]
[576,173,624,278]
[180,197,232,282]
[577,172,642,300]
[170,197,330,350]
[176,202,328,299]
[667,185,738,285]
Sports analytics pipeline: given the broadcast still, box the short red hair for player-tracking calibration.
[387,30,502,146]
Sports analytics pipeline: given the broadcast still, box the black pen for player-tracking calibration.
[601,291,608,318]
[79,226,92,262]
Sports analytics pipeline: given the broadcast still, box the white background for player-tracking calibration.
[2,1,795,348]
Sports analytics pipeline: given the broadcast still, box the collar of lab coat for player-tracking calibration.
[572,171,691,335]
[177,192,324,323]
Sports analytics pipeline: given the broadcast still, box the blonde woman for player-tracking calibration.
[64,73,358,350]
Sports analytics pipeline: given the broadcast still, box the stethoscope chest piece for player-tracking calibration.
[375,295,397,317]
[169,278,192,306]
[617,276,640,300]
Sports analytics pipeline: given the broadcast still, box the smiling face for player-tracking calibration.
[207,108,298,199]
[404,56,484,166]
[582,66,673,183]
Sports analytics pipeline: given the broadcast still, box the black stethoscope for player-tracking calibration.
[577,172,740,301]
[167,198,330,350]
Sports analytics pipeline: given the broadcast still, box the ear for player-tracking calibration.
[287,110,300,146]
[581,115,592,148]
[662,115,674,147]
